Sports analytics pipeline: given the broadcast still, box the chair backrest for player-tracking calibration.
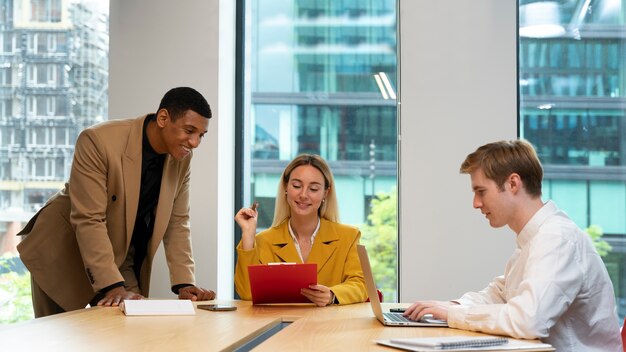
[621,316,626,352]
[366,289,384,303]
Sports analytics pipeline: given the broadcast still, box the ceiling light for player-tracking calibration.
[519,1,566,38]
[373,74,389,100]
[378,72,396,100]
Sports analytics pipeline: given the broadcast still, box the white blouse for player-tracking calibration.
[288,218,321,263]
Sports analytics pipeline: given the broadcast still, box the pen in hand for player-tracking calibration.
[238,201,259,250]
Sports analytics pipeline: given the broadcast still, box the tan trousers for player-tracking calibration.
[30,276,103,318]
[30,276,66,318]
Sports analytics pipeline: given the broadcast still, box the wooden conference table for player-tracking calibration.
[0,300,553,351]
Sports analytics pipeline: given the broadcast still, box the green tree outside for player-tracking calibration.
[586,225,612,258]
[360,187,398,302]
[0,256,34,324]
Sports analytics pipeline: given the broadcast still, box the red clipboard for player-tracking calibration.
[248,263,317,304]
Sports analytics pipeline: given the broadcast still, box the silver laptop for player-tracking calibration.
[357,244,448,327]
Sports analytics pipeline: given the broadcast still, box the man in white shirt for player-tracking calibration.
[404,140,622,351]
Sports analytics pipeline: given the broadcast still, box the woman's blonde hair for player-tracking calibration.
[272,154,339,227]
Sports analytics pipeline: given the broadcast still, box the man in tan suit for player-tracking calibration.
[17,87,216,317]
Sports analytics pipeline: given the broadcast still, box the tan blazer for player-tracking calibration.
[17,115,196,311]
[235,218,367,304]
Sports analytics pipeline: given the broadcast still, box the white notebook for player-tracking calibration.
[120,299,196,316]
[376,336,554,351]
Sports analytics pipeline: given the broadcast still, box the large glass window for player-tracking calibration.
[518,0,626,318]
[0,0,109,324]
[240,0,399,301]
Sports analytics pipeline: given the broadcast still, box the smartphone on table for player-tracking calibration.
[197,304,237,311]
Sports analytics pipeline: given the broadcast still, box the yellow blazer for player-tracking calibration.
[235,218,367,304]
[17,115,196,311]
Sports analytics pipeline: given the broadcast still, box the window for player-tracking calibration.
[0,65,11,86]
[26,64,56,86]
[26,64,36,85]
[0,33,15,54]
[240,0,399,301]
[518,0,626,319]
[0,126,15,147]
[29,126,47,145]
[46,96,56,115]
[53,126,69,146]
[47,32,57,52]
[25,95,66,117]
[0,99,8,118]
[47,64,57,85]
[0,0,109,324]
[27,33,37,54]
[26,96,36,115]
[31,157,46,178]
[37,33,49,53]
[30,0,62,23]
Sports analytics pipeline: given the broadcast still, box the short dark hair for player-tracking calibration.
[157,87,212,120]
[460,139,543,197]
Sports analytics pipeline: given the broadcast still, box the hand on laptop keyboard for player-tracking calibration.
[418,314,447,324]
[391,309,446,324]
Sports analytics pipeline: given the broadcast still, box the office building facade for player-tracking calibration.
[241,0,399,300]
[519,0,626,317]
[0,0,108,252]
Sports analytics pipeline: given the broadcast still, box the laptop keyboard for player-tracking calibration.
[383,312,415,323]
[383,312,447,324]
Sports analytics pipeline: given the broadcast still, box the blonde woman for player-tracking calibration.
[234,154,367,306]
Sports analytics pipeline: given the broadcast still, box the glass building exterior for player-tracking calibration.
[242,0,399,300]
[518,0,626,317]
[0,0,108,266]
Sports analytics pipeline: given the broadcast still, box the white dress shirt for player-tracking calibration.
[448,201,622,352]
